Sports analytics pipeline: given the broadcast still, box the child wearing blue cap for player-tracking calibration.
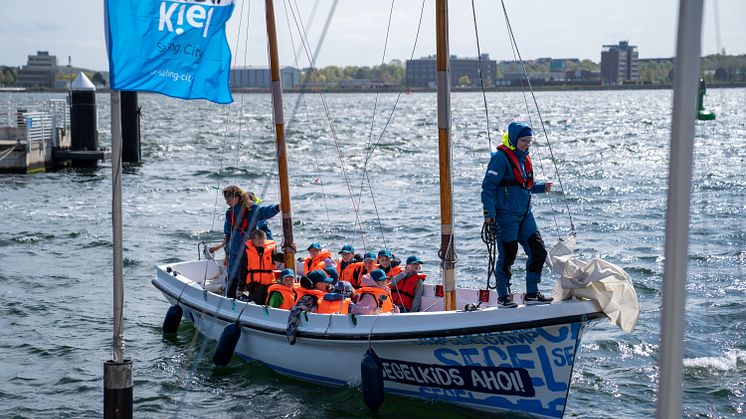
[390,255,427,312]
[266,268,297,310]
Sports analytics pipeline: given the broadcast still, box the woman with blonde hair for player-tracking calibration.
[209,185,280,297]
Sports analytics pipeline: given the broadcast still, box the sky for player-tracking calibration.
[1,0,744,71]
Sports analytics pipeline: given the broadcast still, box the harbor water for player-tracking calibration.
[0,89,744,418]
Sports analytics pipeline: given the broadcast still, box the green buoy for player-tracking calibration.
[697,78,716,120]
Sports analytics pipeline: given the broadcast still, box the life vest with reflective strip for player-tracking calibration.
[337,259,363,286]
[390,273,426,309]
[497,144,534,190]
[304,250,332,274]
[245,240,276,285]
[353,287,395,313]
[316,295,351,314]
[265,283,297,310]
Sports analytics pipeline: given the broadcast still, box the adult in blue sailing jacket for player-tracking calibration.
[210,185,280,297]
[481,122,553,308]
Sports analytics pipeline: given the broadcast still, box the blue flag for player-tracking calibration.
[105,0,235,104]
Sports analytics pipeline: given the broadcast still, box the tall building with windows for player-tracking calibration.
[16,51,58,88]
[406,54,496,88]
[601,41,639,85]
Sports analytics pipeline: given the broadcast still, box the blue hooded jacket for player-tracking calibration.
[481,122,546,223]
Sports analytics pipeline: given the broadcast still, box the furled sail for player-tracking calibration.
[547,235,640,333]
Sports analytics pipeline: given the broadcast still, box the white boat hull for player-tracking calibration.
[154,259,605,418]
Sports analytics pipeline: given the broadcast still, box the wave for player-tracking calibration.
[683,349,746,372]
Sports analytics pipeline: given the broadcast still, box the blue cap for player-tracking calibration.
[507,121,533,147]
[363,251,376,261]
[338,244,355,254]
[406,255,423,265]
[307,269,333,284]
[324,266,339,281]
[378,249,393,259]
[370,269,387,282]
[307,242,322,251]
[279,268,295,279]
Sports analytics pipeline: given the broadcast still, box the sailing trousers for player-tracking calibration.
[495,212,548,297]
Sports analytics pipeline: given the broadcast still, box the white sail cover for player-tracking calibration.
[546,234,640,333]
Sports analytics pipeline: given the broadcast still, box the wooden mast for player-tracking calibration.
[436,0,457,311]
[265,0,295,269]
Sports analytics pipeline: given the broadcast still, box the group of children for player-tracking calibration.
[261,242,427,315]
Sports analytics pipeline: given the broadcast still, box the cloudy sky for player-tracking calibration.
[1,0,744,71]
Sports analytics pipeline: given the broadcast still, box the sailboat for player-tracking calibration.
[151,1,637,418]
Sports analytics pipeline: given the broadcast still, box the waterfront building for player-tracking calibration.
[16,51,58,88]
[406,54,496,88]
[601,41,640,85]
[230,66,300,89]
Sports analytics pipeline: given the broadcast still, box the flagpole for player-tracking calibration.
[436,0,457,310]
[104,90,133,418]
[265,0,295,269]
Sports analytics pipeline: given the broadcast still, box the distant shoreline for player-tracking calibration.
[3,82,745,95]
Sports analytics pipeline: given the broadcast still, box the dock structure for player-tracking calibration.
[0,100,72,173]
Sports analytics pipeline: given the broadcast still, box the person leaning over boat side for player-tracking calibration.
[390,255,427,313]
[354,251,379,288]
[266,268,297,310]
[210,186,280,297]
[303,242,334,275]
[336,244,363,287]
[481,121,553,308]
[377,249,402,279]
[351,269,399,315]
[234,229,284,303]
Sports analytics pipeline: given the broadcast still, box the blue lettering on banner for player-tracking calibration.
[105,0,235,104]
[380,358,535,397]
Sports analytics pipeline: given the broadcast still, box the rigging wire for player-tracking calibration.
[470,0,493,151]
[499,0,575,238]
[354,0,398,251]
[281,0,332,226]
[353,0,427,252]
[286,0,371,248]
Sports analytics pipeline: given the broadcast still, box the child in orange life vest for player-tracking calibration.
[336,244,363,287]
[293,269,333,311]
[390,255,427,313]
[351,269,399,315]
[354,251,379,288]
[303,242,335,274]
[235,229,284,304]
[266,268,297,310]
[377,249,402,279]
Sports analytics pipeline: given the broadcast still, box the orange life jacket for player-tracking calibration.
[245,240,277,285]
[390,273,426,310]
[497,144,534,190]
[316,295,352,314]
[229,206,248,234]
[265,283,297,310]
[355,264,379,288]
[353,286,395,313]
[337,258,363,286]
[304,249,332,274]
[382,264,402,279]
[295,288,327,301]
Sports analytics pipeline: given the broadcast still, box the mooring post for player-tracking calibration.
[121,91,141,163]
[70,72,98,168]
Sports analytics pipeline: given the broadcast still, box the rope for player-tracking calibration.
[499,0,575,238]
[470,0,492,150]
